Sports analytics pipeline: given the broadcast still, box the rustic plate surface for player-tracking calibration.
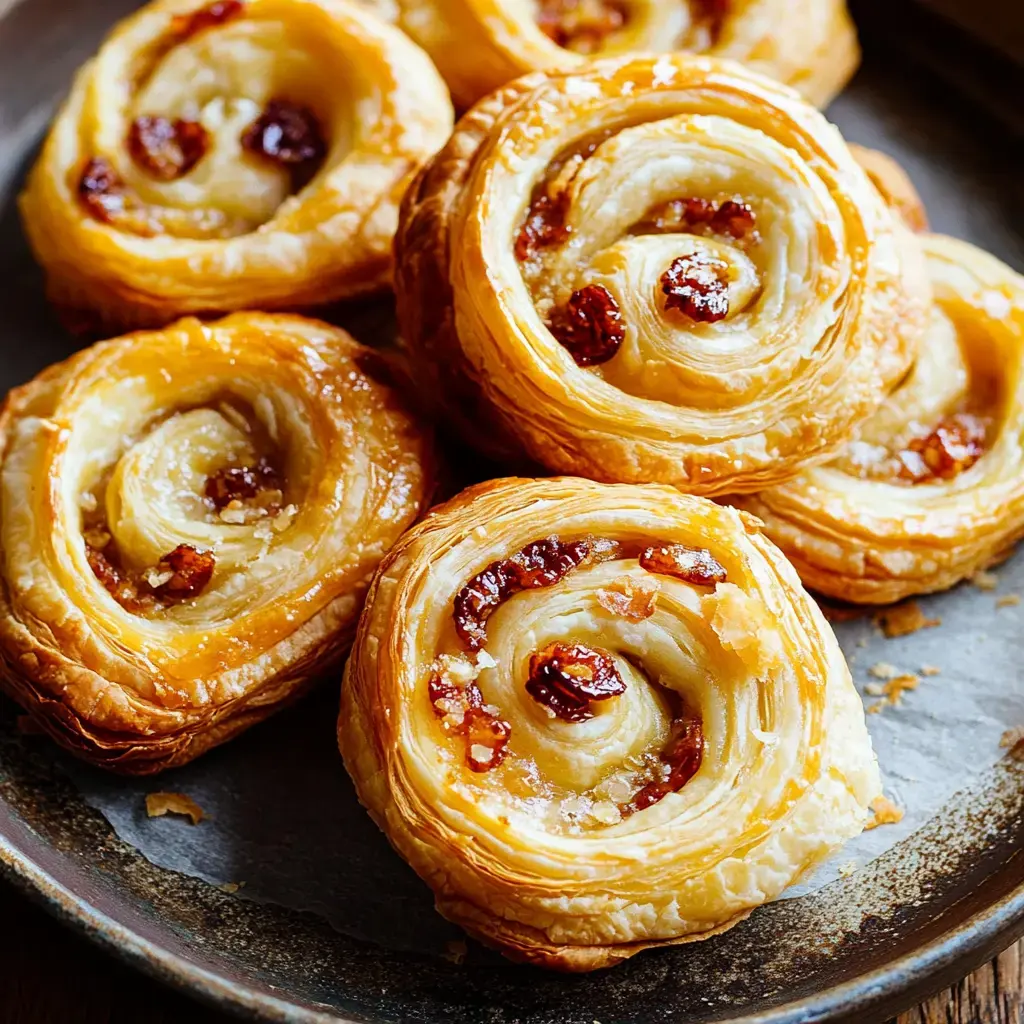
[1,1,1023,1022]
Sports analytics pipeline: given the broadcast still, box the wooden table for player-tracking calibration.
[0,879,1019,1023]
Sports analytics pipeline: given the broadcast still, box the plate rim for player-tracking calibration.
[2,815,1023,1024]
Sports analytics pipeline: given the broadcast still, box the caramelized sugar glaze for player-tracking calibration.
[340,478,880,970]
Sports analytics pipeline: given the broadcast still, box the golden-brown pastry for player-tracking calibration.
[849,144,930,234]
[0,313,434,772]
[339,476,880,970]
[395,55,930,495]
[19,0,453,334]
[369,0,859,109]
[738,234,1024,604]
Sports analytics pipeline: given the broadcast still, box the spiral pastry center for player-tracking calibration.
[424,533,742,830]
[512,113,842,408]
[77,0,344,238]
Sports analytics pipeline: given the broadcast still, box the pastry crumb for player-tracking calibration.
[999,726,1024,750]
[218,881,246,894]
[868,661,902,680]
[146,792,205,825]
[874,602,940,638]
[971,569,999,591]
[866,795,904,829]
[996,593,1021,609]
[837,860,857,878]
[919,664,941,676]
[443,939,468,965]
[866,674,919,714]
[596,577,659,622]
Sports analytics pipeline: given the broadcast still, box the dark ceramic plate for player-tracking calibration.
[1,1,1023,1021]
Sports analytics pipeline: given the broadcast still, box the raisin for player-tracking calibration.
[428,674,511,772]
[464,710,512,772]
[170,0,245,39]
[241,99,326,187]
[626,715,704,813]
[526,642,626,722]
[536,0,627,53]
[128,116,209,181]
[86,544,152,614]
[78,158,128,224]
[660,253,730,323]
[547,284,625,366]
[205,458,281,511]
[152,544,216,599]
[897,413,987,483]
[639,544,727,585]
[636,196,756,242]
[515,190,571,261]
[453,537,592,651]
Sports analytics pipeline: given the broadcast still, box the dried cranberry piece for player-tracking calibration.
[205,458,281,510]
[171,0,245,39]
[547,284,625,366]
[639,544,727,585]
[898,413,987,483]
[153,544,216,599]
[515,190,572,261]
[627,716,704,813]
[536,0,627,53]
[453,537,592,651]
[660,253,730,323]
[526,642,626,722]
[241,99,326,185]
[78,158,129,223]
[128,116,209,181]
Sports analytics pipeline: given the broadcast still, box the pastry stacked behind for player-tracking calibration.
[8,0,1024,976]
[19,0,454,333]
[364,0,859,110]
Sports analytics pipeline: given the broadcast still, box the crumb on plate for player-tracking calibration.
[146,792,205,825]
[874,601,941,638]
[866,795,904,829]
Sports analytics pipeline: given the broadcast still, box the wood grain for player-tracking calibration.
[893,943,1023,1024]
[0,878,1020,1023]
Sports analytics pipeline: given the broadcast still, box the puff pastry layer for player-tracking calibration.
[395,55,929,495]
[0,313,433,772]
[739,235,1024,603]
[19,0,453,333]
[370,0,859,109]
[340,476,880,970]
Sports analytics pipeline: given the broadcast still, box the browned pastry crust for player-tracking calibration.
[849,144,930,234]
[738,235,1024,603]
[0,313,434,772]
[18,0,453,333]
[395,55,930,494]
[339,476,880,969]
[368,0,859,110]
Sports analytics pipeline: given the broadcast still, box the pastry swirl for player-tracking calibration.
[19,0,453,333]
[738,234,1024,604]
[395,55,929,495]
[371,0,859,109]
[339,476,880,970]
[0,313,434,772]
